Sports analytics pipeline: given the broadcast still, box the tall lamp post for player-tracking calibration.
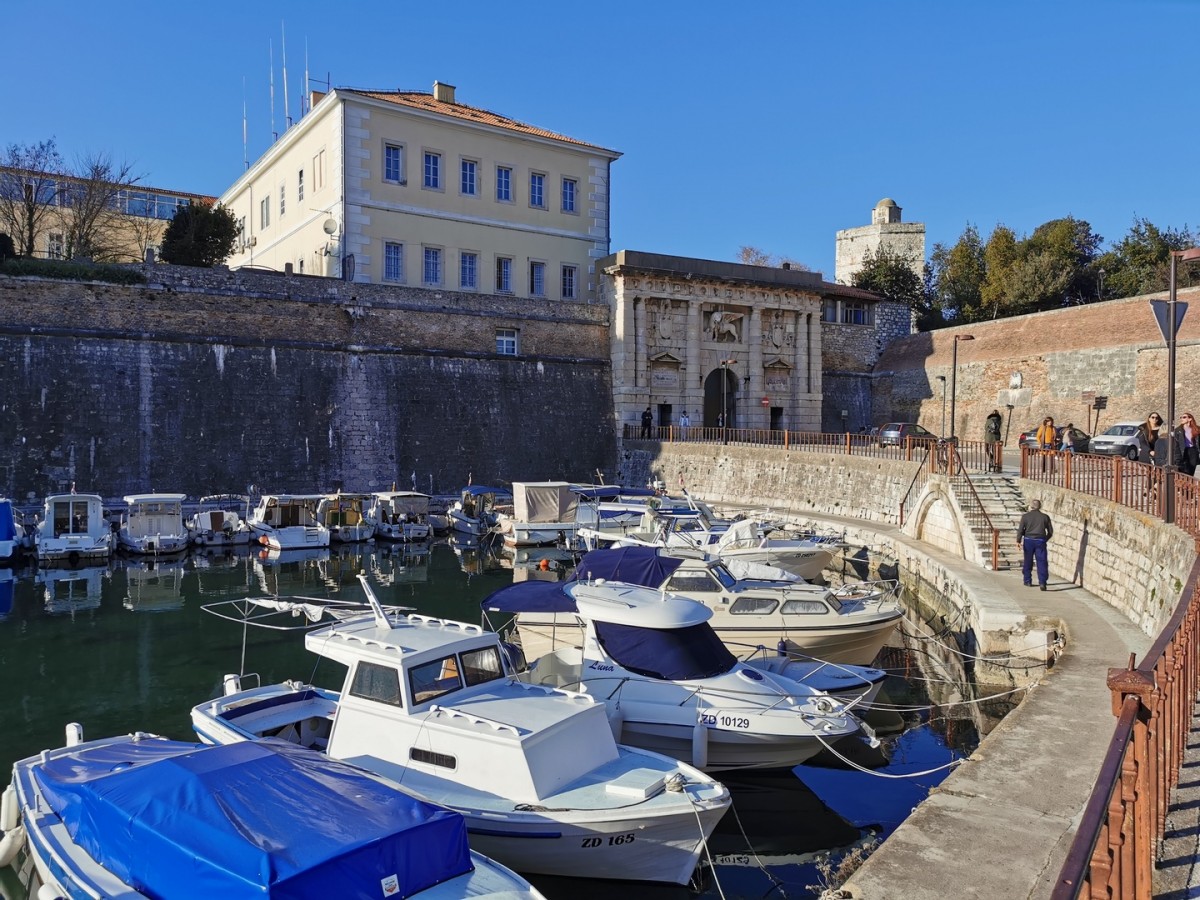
[720,358,736,443]
[949,334,975,440]
[936,375,947,436]
[1163,247,1200,522]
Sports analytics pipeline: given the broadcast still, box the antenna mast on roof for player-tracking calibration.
[281,22,291,130]
[242,77,248,170]
[302,38,309,117]
[269,39,277,142]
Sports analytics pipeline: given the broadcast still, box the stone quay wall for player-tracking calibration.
[626,443,1193,640]
[0,266,616,501]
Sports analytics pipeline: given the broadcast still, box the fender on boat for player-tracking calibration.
[0,824,24,867]
[0,784,16,832]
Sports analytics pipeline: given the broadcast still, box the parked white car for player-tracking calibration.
[1088,422,1142,460]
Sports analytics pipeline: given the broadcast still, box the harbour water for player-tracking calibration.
[0,539,974,898]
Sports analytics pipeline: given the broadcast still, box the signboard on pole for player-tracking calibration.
[1150,300,1188,343]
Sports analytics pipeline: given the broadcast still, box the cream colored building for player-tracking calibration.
[220,82,620,301]
[834,197,925,285]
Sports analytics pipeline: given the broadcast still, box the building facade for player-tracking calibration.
[0,166,209,262]
[220,82,621,303]
[602,251,889,434]
[834,197,926,285]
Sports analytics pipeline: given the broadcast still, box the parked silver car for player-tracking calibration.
[876,422,939,447]
[1088,422,1142,460]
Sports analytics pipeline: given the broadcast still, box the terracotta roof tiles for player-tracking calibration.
[347,89,619,156]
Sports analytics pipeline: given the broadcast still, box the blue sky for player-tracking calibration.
[5,0,1195,278]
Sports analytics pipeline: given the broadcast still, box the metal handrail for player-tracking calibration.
[1053,555,1200,898]
[898,445,933,526]
[945,445,1002,570]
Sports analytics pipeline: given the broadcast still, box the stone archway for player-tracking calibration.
[703,367,738,428]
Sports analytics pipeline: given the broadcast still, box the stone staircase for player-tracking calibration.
[952,471,1027,571]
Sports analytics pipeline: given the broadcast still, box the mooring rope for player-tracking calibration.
[814,732,966,778]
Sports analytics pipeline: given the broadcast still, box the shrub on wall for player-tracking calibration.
[0,257,146,285]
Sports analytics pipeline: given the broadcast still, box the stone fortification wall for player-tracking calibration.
[873,288,1200,440]
[0,267,615,500]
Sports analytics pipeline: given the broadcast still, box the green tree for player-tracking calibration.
[1096,217,1198,299]
[851,246,939,329]
[1024,216,1103,306]
[159,202,239,267]
[980,225,1020,318]
[927,225,986,322]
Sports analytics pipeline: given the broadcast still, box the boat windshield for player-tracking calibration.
[710,564,739,589]
[593,621,737,680]
[408,645,505,704]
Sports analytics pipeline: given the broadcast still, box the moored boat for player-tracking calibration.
[191,576,732,885]
[1,724,546,900]
[188,493,252,548]
[247,493,330,550]
[116,492,190,556]
[483,578,872,770]
[496,481,579,546]
[33,492,112,566]
[316,491,374,543]
[448,485,513,536]
[0,498,25,565]
[366,490,433,542]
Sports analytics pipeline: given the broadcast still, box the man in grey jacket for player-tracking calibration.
[1017,499,1054,590]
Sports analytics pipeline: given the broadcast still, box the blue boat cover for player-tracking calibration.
[32,738,473,900]
[481,548,687,615]
[594,620,737,680]
[571,485,655,500]
[459,485,512,498]
[572,547,684,588]
[482,578,576,614]
[0,500,15,542]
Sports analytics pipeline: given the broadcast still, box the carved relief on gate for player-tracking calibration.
[761,311,795,351]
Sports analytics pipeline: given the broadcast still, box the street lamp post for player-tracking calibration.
[1163,248,1200,522]
[720,358,736,443]
[949,334,975,440]
[936,375,947,436]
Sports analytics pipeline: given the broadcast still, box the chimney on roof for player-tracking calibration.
[433,81,456,104]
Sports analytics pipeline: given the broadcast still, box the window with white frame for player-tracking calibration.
[423,152,441,189]
[297,169,304,202]
[461,159,477,196]
[384,242,403,282]
[561,264,578,300]
[423,247,442,285]
[48,232,64,259]
[496,166,512,202]
[384,144,404,183]
[260,196,270,229]
[279,184,286,217]
[561,177,577,213]
[841,300,873,325]
[460,252,477,290]
[529,261,545,297]
[496,328,518,356]
[496,257,512,293]
[529,172,545,208]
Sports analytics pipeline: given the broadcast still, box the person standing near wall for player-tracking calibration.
[1137,412,1164,500]
[1036,416,1057,474]
[640,407,653,439]
[1174,413,1199,477]
[1017,498,1054,590]
[985,409,1003,472]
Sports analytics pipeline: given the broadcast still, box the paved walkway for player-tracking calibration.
[752,508,1153,900]
[1155,704,1200,898]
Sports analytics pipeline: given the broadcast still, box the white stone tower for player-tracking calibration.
[834,198,926,285]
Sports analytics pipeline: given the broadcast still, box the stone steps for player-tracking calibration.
[951,472,1029,571]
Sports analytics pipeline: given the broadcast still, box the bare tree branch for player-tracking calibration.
[0,139,65,256]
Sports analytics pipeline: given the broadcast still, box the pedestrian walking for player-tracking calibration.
[984,409,1003,472]
[1173,412,1199,477]
[1017,499,1054,590]
[1136,412,1165,502]
[640,407,653,439]
[1059,424,1077,454]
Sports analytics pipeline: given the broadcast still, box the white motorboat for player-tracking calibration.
[448,485,513,536]
[483,578,872,770]
[0,498,25,565]
[496,481,580,546]
[188,493,252,548]
[191,576,731,885]
[33,492,112,566]
[593,513,838,581]
[554,547,904,666]
[316,492,374,543]
[247,493,330,550]
[1,724,545,900]
[571,485,696,539]
[366,490,433,542]
[116,492,190,556]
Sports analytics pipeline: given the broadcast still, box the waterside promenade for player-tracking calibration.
[742,508,1150,899]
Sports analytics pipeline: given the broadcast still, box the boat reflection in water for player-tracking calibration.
[37,565,109,618]
[449,532,507,578]
[116,556,187,613]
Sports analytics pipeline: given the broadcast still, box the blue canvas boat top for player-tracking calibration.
[31,737,472,899]
[0,499,16,542]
